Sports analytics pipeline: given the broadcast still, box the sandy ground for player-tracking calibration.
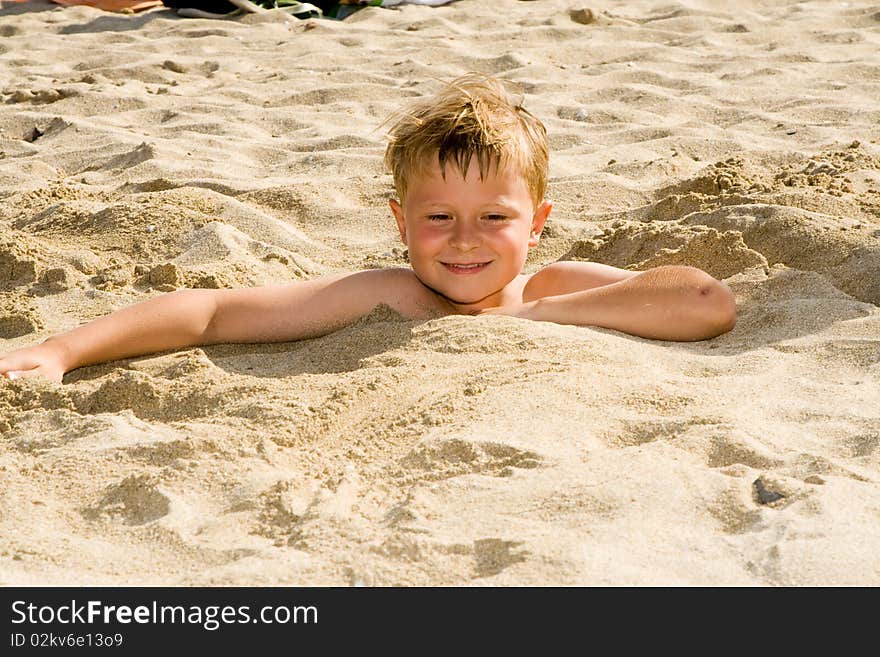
[1,0,879,586]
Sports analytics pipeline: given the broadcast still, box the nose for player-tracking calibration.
[448,220,482,251]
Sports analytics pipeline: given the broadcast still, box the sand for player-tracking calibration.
[0,0,879,586]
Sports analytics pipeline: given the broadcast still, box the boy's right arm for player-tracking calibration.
[0,269,411,383]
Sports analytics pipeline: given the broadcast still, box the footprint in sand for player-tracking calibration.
[82,474,171,525]
[472,538,528,578]
[397,438,542,482]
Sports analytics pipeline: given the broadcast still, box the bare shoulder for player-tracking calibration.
[360,267,451,319]
[523,260,640,301]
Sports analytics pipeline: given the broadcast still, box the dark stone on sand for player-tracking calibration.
[754,477,784,504]
[570,8,596,25]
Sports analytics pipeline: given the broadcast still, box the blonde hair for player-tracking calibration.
[383,73,548,208]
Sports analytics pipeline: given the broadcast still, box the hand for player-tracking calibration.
[0,343,67,383]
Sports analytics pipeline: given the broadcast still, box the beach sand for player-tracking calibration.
[1,0,879,585]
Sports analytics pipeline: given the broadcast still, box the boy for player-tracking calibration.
[0,74,736,384]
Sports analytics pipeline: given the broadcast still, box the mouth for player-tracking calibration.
[441,261,492,275]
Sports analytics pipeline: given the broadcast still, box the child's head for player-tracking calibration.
[384,73,548,209]
[383,74,552,313]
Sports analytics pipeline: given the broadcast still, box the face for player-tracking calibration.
[389,154,552,313]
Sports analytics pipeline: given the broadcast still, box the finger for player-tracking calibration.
[4,369,46,381]
[0,356,35,374]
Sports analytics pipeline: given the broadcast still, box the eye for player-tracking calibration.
[484,214,508,222]
[428,214,451,221]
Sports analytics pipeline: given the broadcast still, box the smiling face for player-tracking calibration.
[389,154,552,313]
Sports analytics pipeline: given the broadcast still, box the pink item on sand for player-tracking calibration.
[25,0,165,11]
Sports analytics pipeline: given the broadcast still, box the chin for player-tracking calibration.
[441,286,498,307]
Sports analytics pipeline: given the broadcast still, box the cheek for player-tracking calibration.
[496,226,530,251]
[407,225,444,250]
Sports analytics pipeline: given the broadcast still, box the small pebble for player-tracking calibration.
[146,225,156,233]
[754,477,784,504]
[570,7,597,24]
[163,60,186,74]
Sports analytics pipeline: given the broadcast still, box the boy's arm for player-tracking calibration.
[484,265,736,342]
[0,270,405,382]
[201,269,409,343]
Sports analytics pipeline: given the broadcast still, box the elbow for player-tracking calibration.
[700,280,737,338]
[708,307,736,339]
[173,288,219,344]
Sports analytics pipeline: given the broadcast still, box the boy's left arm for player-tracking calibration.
[483,265,736,342]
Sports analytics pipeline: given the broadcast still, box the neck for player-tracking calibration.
[415,277,505,315]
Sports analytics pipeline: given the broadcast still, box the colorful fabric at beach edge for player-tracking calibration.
[49,0,164,12]
[8,0,455,16]
[159,0,456,20]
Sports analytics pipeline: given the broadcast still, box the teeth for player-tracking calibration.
[448,263,484,268]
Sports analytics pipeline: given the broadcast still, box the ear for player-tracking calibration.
[389,198,407,245]
[529,200,552,247]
